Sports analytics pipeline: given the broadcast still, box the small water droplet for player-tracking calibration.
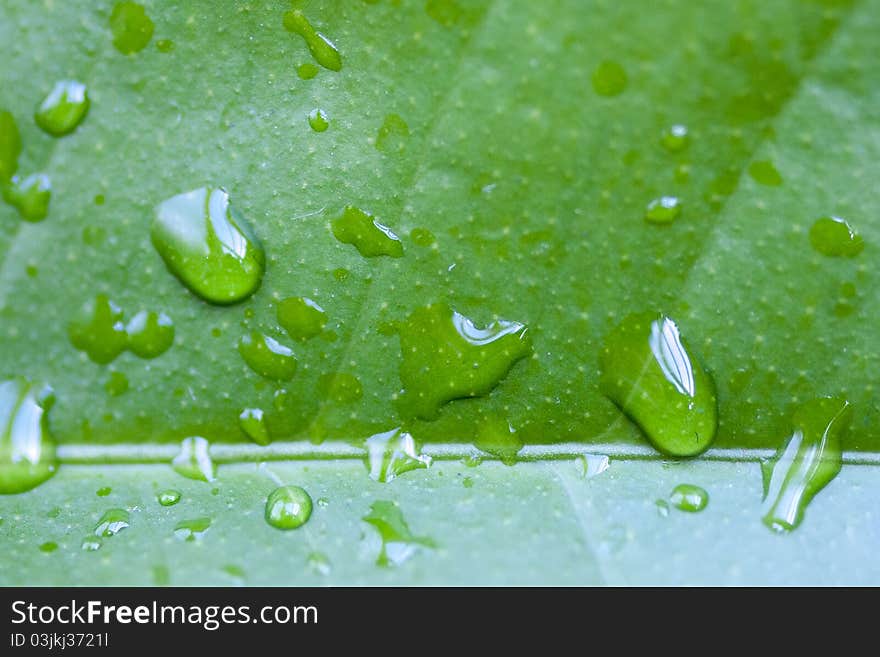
[157,489,181,506]
[126,310,174,358]
[239,408,270,445]
[462,476,474,488]
[397,303,531,420]
[156,39,175,53]
[307,551,331,576]
[660,124,689,152]
[282,10,342,71]
[332,206,403,258]
[599,313,717,456]
[375,113,409,153]
[592,60,627,97]
[0,378,58,494]
[81,536,103,551]
[644,196,681,224]
[172,436,216,482]
[365,428,432,483]
[34,80,90,136]
[574,453,610,479]
[68,295,128,365]
[308,108,329,132]
[761,397,850,533]
[0,109,21,179]
[104,371,129,397]
[474,414,522,465]
[297,63,319,79]
[238,332,298,381]
[2,173,51,221]
[748,160,783,186]
[174,517,211,541]
[265,485,313,530]
[362,500,435,567]
[277,297,327,341]
[109,2,154,54]
[152,187,265,304]
[39,541,58,553]
[93,508,130,537]
[809,216,864,257]
[96,486,112,497]
[655,499,670,517]
[668,484,709,512]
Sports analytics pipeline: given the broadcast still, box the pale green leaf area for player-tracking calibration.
[2,0,880,584]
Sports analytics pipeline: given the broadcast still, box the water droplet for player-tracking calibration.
[68,294,128,364]
[375,113,410,153]
[599,313,717,456]
[748,160,783,186]
[574,453,610,479]
[592,60,627,97]
[39,541,58,553]
[809,216,864,257]
[174,517,211,541]
[109,2,154,54]
[297,63,319,79]
[331,206,403,258]
[317,372,363,403]
[2,173,51,221]
[265,485,313,530]
[462,476,474,488]
[0,109,21,180]
[93,508,130,537]
[644,196,681,224]
[81,536,102,551]
[668,484,709,512]
[152,187,265,304]
[34,80,90,136]
[365,428,432,483]
[96,486,112,497]
[474,414,522,465]
[282,10,342,71]
[277,297,327,341]
[655,499,670,517]
[172,436,216,482]
[239,408,270,446]
[156,39,175,53]
[223,564,245,579]
[307,551,331,576]
[104,371,129,397]
[660,124,689,152]
[362,500,435,567]
[308,108,329,132]
[397,303,531,420]
[157,489,181,506]
[761,397,850,533]
[126,310,174,358]
[238,332,298,381]
[0,378,58,495]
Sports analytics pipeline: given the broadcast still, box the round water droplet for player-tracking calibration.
[109,2,154,54]
[0,379,58,495]
[332,206,404,258]
[238,332,298,381]
[644,196,681,224]
[809,216,864,257]
[152,187,265,304]
[172,436,216,482]
[282,10,342,71]
[68,295,128,364]
[2,173,51,222]
[661,124,689,152]
[239,408,270,445]
[669,484,709,512]
[297,63,319,79]
[93,508,130,537]
[277,297,326,341]
[748,160,783,186]
[0,109,22,180]
[174,517,211,541]
[126,310,174,358]
[265,485,313,530]
[308,108,329,132]
[592,60,628,97]
[34,81,90,136]
[157,489,181,506]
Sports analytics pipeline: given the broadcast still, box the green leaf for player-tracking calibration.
[1,0,879,584]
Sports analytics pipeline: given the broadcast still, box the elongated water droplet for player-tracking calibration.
[282,10,342,71]
[39,541,58,553]
[265,485,313,530]
[34,81,90,136]
[669,484,709,512]
[748,160,783,186]
[317,372,363,403]
[574,453,610,479]
[474,414,522,465]
[96,486,112,497]
[332,206,403,258]
[0,110,22,179]
[644,196,681,224]
[126,310,174,358]
[308,108,329,132]
[362,500,435,567]
[375,113,409,153]
[68,294,128,364]
[809,216,864,257]
[761,397,850,533]
[172,436,215,482]
[238,332,297,381]
[157,489,181,506]
[397,303,531,420]
[660,124,688,152]
[109,2,154,54]
[152,187,265,304]
[592,60,627,97]
[239,408,270,445]
[365,428,432,483]
[277,296,326,341]
[174,517,211,541]
[0,379,57,494]
[2,173,51,221]
[94,508,130,537]
[599,312,717,457]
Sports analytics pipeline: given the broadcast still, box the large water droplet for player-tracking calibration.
[2,173,51,222]
[308,108,329,132]
[592,60,627,97]
[574,453,610,479]
[397,303,531,420]
[157,489,181,506]
[809,216,864,257]
[238,332,298,381]
[761,397,850,533]
[172,436,216,482]
[0,379,58,495]
[93,508,130,537]
[668,484,709,512]
[0,109,21,179]
[599,313,717,457]
[174,517,211,541]
[265,485,313,530]
[68,294,128,364]
[239,408,269,445]
[474,414,522,465]
[362,500,435,567]
[331,206,403,258]
[365,428,432,483]
[152,187,265,304]
[644,196,681,224]
[34,81,90,136]
[282,10,342,71]
[109,2,154,54]
[277,297,327,341]
[126,310,174,358]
